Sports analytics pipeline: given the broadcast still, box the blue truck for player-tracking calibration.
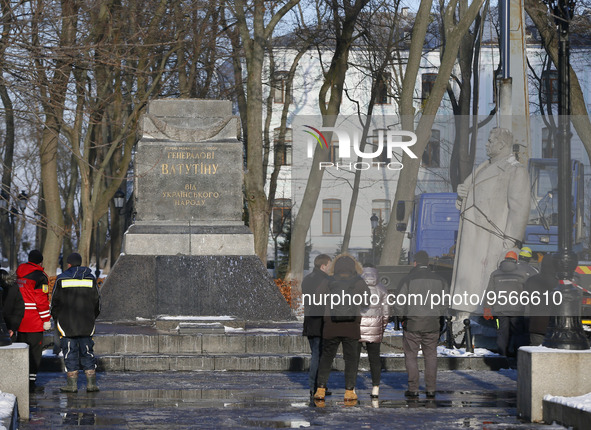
[403,158,587,264]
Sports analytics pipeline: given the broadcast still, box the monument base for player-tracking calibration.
[99,254,294,321]
[123,223,256,256]
[517,346,591,422]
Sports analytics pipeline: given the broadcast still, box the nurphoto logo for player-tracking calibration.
[304,125,418,171]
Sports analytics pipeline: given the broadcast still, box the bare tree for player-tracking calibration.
[525,0,591,162]
[380,0,486,266]
[224,0,301,264]
[286,0,370,287]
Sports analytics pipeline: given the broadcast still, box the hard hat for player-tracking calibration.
[519,247,533,258]
[505,251,518,261]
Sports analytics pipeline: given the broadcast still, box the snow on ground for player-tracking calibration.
[521,345,591,354]
[0,391,15,421]
[544,392,591,412]
[360,345,497,358]
[157,315,236,321]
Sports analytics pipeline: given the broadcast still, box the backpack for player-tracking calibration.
[328,276,360,323]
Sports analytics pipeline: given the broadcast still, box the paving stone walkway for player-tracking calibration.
[20,369,565,429]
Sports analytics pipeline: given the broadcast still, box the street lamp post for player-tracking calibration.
[370,214,379,264]
[543,0,589,349]
[113,189,125,212]
[9,205,17,272]
[95,220,101,280]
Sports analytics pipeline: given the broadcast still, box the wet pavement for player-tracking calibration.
[21,369,565,429]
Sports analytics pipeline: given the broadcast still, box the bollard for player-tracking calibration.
[463,319,473,353]
[445,316,454,349]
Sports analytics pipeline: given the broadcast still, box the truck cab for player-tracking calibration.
[407,192,460,266]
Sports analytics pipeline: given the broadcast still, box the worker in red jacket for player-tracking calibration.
[17,249,50,392]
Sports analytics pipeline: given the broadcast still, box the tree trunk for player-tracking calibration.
[0,77,14,263]
[40,123,65,276]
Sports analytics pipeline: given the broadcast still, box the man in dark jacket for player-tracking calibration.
[302,254,331,396]
[51,252,100,393]
[396,250,448,399]
[525,254,556,345]
[313,254,370,403]
[485,251,529,357]
[0,269,24,340]
[16,249,50,392]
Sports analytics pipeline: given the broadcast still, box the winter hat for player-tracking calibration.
[414,250,429,266]
[28,249,43,265]
[66,252,82,267]
[333,255,357,276]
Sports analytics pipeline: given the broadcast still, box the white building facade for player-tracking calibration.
[263,44,591,271]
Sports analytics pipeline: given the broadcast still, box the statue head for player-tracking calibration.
[486,128,513,159]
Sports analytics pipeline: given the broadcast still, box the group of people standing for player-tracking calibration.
[485,247,556,356]
[302,250,448,404]
[1,250,101,393]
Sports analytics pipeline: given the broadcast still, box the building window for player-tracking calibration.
[372,199,391,224]
[329,139,340,163]
[542,127,554,158]
[375,72,391,104]
[274,128,292,166]
[273,71,289,104]
[421,73,438,102]
[272,198,292,235]
[422,129,440,167]
[322,199,341,235]
[541,70,559,105]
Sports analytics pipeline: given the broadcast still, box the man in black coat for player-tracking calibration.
[0,269,24,341]
[486,251,529,357]
[525,254,556,345]
[301,254,331,396]
[396,250,448,399]
[51,252,100,393]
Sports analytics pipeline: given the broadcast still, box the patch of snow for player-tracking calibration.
[0,343,27,350]
[437,346,499,357]
[0,391,16,421]
[244,328,295,333]
[158,315,236,321]
[381,346,498,358]
[224,326,245,332]
[521,345,591,354]
[544,392,591,412]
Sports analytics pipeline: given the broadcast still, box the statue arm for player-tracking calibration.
[456,161,489,210]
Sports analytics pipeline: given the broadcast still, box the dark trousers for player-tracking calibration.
[496,316,526,357]
[529,333,545,346]
[60,336,97,372]
[317,337,361,390]
[307,336,323,391]
[17,331,43,382]
[360,342,382,386]
[402,330,439,392]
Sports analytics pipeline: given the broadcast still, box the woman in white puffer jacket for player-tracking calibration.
[359,264,390,398]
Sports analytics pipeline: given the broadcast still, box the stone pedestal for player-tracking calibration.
[517,346,591,422]
[0,343,29,419]
[100,99,292,321]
